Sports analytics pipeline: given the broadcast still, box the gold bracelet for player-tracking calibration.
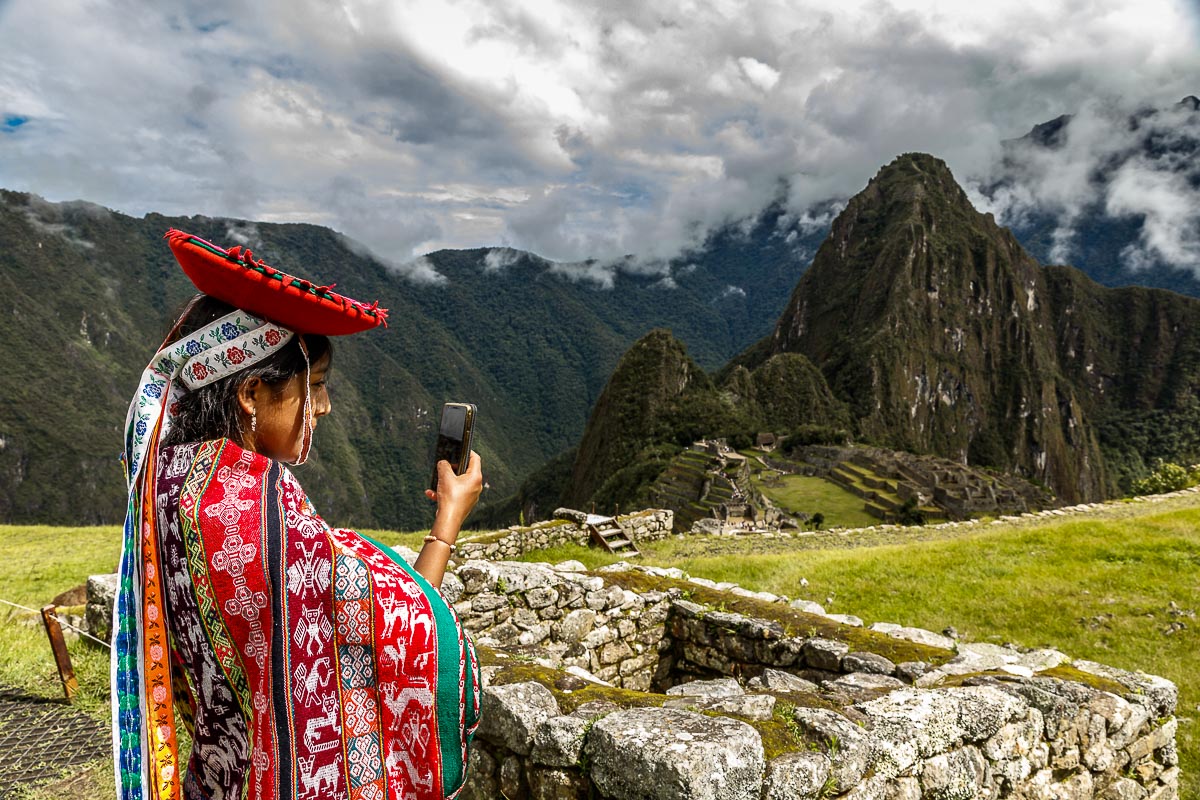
[423,535,457,553]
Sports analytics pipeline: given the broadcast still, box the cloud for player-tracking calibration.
[336,232,449,286]
[969,98,1200,272]
[391,255,449,286]
[0,0,1197,269]
[1107,156,1200,270]
[483,247,527,272]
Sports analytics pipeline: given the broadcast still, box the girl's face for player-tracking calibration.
[245,352,332,462]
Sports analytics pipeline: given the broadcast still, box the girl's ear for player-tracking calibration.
[236,377,262,417]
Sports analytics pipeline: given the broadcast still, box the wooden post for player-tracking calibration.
[41,605,78,702]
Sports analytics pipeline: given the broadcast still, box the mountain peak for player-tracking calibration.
[760,153,1105,501]
[1180,95,1200,112]
[858,153,977,221]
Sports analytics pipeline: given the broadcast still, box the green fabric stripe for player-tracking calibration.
[358,533,467,793]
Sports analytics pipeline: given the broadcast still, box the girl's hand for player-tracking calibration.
[424,451,483,529]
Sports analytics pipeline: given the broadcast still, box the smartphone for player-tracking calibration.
[430,402,476,492]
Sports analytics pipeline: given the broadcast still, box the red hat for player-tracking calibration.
[165,229,388,335]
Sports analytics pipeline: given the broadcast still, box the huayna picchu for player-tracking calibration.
[540,153,1200,525]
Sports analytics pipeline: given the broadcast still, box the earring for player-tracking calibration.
[250,411,257,433]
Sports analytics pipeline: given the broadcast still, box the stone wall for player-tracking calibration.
[82,546,1181,799]
[453,559,1180,800]
[456,508,673,561]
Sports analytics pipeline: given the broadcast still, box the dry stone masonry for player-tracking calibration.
[456,508,673,561]
[450,559,1180,800]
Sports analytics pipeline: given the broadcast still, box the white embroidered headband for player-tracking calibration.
[123,310,294,484]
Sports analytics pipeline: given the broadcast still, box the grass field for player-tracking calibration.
[2,497,1197,796]
[750,472,880,528]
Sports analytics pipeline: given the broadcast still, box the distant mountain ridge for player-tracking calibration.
[553,153,1200,515]
[0,191,821,527]
[6,96,1200,528]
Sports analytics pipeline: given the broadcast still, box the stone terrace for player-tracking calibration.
[444,559,1179,800]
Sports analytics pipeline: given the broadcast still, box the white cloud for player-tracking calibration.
[0,0,1197,268]
[483,247,526,272]
[393,255,449,286]
[1107,157,1200,270]
[970,99,1200,273]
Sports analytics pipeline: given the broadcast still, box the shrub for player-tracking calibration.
[896,497,927,526]
[782,424,851,451]
[1129,460,1200,496]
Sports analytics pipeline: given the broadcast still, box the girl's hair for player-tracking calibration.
[160,294,332,448]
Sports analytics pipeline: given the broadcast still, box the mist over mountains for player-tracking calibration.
[0,190,824,527]
[545,153,1200,520]
[3,99,1199,529]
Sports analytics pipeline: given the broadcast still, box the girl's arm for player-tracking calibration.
[414,451,483,587]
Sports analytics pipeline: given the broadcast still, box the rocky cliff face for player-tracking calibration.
[763,154,1106,501]
[565,330,712,508]
[564,330,853,512]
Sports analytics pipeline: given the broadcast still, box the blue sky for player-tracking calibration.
[0,0,1197,276]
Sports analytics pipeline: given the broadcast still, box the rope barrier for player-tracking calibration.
[0,597,112,649]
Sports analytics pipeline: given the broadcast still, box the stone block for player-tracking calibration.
[480,621,520,647]
[762,752,831,800]
[790,707,876,791]
[500,754,524,798]
[919,746,986,800]
[461,740,498,799]
[461,611,494,633]
[553,609,596,645]
[1073,660,1178,718]
[825,672,904,693]
[1099,776,1149,800]
[1126,718,1177,763]
[665,677,744,700]
[472,592,509,612]
[789,599,826,615]
[700,694,776,722]
[640,601,671,628]
[518,623,552,646]
[868,623,955,651]
[528,767,589,800]
[532,715,589,767]
[857,686,1026,779]
[886,776,921,800]
[440,572,465,604]
[841,651,896,675]
[582,625,615,649]
[583,708,765,800]
[802,638,849,671]
[896,662,930,683]
[746,668,819,694]
[526,586,560,609]
[478,682,560,755]
[599,640,634,666]
[85,573,118,642]
[512,607,541,630]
